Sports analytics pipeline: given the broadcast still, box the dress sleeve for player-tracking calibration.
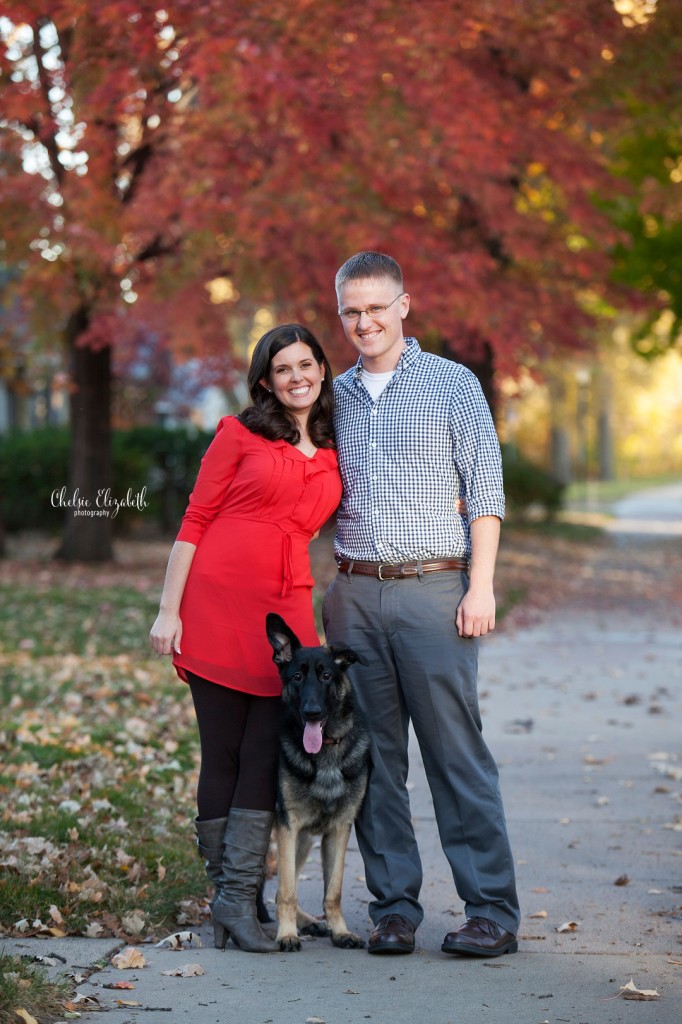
[176,416,242,545]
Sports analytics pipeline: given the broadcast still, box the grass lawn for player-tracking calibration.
[565,473,682,509]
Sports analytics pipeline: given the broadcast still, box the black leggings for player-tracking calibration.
[188,673,280,820]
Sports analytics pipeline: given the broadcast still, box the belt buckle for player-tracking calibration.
[377,563,387,581]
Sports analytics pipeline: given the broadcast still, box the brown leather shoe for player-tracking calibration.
[441,917,518,957]
[367,913,415,954]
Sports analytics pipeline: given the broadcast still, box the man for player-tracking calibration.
[323,251,520,957]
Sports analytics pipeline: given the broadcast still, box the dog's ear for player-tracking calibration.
[266,613,301,664]
[327,643,366,669]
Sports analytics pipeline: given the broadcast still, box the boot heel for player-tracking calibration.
[213,921,229,949]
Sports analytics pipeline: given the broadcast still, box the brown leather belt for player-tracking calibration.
[336,558,469,580]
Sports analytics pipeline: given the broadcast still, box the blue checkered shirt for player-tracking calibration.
[332,337,505,562]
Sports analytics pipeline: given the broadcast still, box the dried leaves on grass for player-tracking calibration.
[0,540,208,941]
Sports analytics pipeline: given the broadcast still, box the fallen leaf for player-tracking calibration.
[69,994,100,1007]
[122,910,147,935]
[84,921,104,937]
[112,947,147,969]
[529,910,548,919]
[614,874,630,886]
[530,887,549,893]
[116,1000,142,1007]
[103,982,136,990]
[155,931,203,949]
[49,904,64,925]
[160,963,205,977]
[305,1019,326,1024]
[14,1011,39,1024]
[556,921,579,933]
[619,979,660,1001]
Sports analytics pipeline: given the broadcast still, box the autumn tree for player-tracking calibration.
[593,0,682,356]
[1,1,661,560]
[0,3,245,560]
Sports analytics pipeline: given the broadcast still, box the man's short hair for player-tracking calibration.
[335,251,403,293]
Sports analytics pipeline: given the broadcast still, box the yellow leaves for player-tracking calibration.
[112,947,147,969]
[14,1010,39,1024]
[556,921,579,933]
[528,910,548,919]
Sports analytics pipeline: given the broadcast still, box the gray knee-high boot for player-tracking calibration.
[194,817,229,909]
[212,809,278,953]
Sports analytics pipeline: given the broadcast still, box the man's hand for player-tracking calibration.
[456,515,500,638]
[456,585,495,638]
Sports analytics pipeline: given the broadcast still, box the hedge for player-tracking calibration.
[0,428,564,536]
[0,426,213,535]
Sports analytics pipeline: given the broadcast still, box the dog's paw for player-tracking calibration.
[300,920,332,937]
[331,932,366,949]
[278,935,302,952]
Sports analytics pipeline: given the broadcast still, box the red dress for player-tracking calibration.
[172,416,342,696]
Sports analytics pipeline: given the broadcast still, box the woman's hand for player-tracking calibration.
[150,610,183,656]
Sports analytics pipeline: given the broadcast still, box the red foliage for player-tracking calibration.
[0,1,641,381]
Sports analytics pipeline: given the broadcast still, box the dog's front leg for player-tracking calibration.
[321,822,365,949]
[276,822,301,951]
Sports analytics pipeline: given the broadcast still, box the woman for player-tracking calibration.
[149,324,341,953]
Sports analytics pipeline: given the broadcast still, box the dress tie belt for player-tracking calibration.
[281,532,294,597]
[336,557,469,580]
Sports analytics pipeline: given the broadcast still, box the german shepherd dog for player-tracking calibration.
[265,613,370,951]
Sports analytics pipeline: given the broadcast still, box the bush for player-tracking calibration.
[501,444,565,520]
[0,428,69,533]
[113,425,213,533]
[0,425,213,535]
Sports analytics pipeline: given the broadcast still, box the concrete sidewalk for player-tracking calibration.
[4,600,681,1023]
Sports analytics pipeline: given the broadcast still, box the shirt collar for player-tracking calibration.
[352,336,421,380]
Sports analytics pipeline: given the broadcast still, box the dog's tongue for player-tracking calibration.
[303,721,323,754]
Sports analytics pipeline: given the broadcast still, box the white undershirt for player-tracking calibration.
[361,368,395,401]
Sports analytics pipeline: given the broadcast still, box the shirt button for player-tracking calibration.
[372,408,378,416]
[371,442,377,448]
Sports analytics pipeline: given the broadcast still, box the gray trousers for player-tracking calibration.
[322,569,520,936]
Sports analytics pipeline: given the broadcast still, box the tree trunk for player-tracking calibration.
[440,337,497,422]
[55,305,114,562]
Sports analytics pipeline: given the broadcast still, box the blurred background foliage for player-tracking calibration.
[0,0,681,557]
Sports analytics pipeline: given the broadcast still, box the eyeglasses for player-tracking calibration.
[338,292,405,322]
